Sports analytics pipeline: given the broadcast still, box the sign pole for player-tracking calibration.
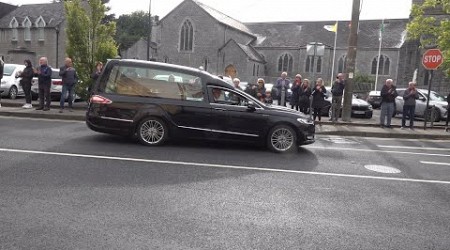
[423,70,434,130]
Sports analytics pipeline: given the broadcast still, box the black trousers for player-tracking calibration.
[22,82,32,104]
[38,84,51,108]
[446,107,450,127]
[313,108,322,121]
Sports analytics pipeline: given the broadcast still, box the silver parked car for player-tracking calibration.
[0,64,25,99]
[395,88,448,122]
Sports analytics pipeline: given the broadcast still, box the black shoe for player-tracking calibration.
[43,107,50,111]
[59,109,64,113]
[35,107,44,110]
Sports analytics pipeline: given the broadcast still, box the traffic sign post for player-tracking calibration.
[422,49,443,130]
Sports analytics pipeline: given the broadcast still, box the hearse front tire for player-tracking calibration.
[137,117,168,146]
[267,125,297,153]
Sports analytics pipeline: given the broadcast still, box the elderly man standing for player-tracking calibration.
[233,78,242,90]
[380,79,398,128]
[34,57,53,111]
[59,57,78,113]
[330,73,345,122]
[275,72,290,106]
[0,57,4,107]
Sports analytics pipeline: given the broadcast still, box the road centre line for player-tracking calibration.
[0,147,449,185]
[421,161,450,166]
[306,146,450,158]
[377,145,450,151]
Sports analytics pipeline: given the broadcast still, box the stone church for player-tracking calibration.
[121,0,447,93]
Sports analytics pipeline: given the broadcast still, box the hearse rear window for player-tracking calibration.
[104,65,204,102]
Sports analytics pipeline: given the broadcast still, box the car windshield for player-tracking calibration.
[428,91,446,102]
[51,70,61,79]
[3,65,16,76]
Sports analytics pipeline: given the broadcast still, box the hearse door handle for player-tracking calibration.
[214,107,227,111]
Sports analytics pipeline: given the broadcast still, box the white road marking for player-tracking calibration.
[0,147,449,185]
[377,145,450,151]
[306,146,450,158]
[421,161,450,166]
[318,135,450,143]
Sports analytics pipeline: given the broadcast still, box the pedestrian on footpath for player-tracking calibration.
[0,57,4,108]
[445,92,450,132]
[232,78,242,90]
[380,79,398,128]
[290,74,301,111]
[34,57,52,111]
[59,57,78,113]
[275,72,290,106]
[312,78,327,122]
[401,82,419,130]
[330,73,345,122]
[16,60,34,109]
[299,78,311,114]
[89,61,103,94]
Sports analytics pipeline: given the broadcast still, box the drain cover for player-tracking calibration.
[364,165,401,174]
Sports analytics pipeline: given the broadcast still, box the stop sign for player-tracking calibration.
[422,49,444,70]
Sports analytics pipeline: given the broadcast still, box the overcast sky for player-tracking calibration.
[9,0,412,22]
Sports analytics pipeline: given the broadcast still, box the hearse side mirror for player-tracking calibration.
[419,96,426,102]
[247,101,257,111]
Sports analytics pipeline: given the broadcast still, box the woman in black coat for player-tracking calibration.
[311,78,327,122]
[17,59,34,108]
[298,79,312,114]
[290,74,302,110]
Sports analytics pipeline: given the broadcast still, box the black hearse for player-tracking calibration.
[86,59,315,152]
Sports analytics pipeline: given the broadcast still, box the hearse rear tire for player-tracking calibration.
[137,117,168,146]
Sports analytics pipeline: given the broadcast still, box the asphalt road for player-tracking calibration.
[1,117,449,249]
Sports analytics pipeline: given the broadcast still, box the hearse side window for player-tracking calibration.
[103,65,204,102]
[208,86,250,106]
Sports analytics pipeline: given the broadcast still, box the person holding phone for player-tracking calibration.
[59,57,78,113]
[34,57,52,111]
[401,82,419,130]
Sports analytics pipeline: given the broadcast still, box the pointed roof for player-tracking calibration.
[0,2,65,28]
[220,39,265,63]
[189,0,255,38]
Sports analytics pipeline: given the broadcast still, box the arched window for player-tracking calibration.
[305,56,322,73]
[257,65,260,76]
[35,16,46,41]
[277,53,293,72]
[203,57,208,71]
[253,64,256,76]
[9,17,18,41]
[338,55,347,73]
[23,17,32,41]
[179,20,193,51]
[371,55,390,75]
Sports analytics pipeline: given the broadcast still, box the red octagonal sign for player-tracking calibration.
[422,49,443,70]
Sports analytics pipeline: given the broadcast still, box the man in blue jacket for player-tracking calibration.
[330,73,345,122]
[34,57,52,111]
[275,72,290,106]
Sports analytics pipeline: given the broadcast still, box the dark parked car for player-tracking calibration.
[86,59,315,152]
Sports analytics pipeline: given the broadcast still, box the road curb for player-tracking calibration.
[316,130,450,140]
[0,110,86,121]
[0,102,87,111]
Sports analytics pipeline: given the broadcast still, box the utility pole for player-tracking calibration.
[341,0,360,121]
[147,0,152,61]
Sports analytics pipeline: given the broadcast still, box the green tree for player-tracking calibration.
[407,0,450,75]
[353,73,375,93]
[65,0,118,99]
[115,11,150,51]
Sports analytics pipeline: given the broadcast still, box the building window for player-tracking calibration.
[338,55,347,74]
[252,64,256,76]
[204,57,208,71]
[9,17,19,41]
[278,53,293,72]
[23,17,32,41]
[179,20,193,51]
[371,55,390,75]
[257,64,260,76]
[316,56,322,73]
[35,16,46,41]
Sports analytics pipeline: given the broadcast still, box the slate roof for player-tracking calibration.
[237,43,265,63]
[0,2,65,28]
[245,19,409,49]
[0,3,17,20]
[192,0,255,37]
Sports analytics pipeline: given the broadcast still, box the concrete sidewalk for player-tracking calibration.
[1,99,449,140]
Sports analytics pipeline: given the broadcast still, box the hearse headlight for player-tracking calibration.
[297,117,313,125]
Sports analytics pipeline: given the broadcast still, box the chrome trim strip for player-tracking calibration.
[178,125,259,138]
[211,129,259,137]
[100,116,134,123]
